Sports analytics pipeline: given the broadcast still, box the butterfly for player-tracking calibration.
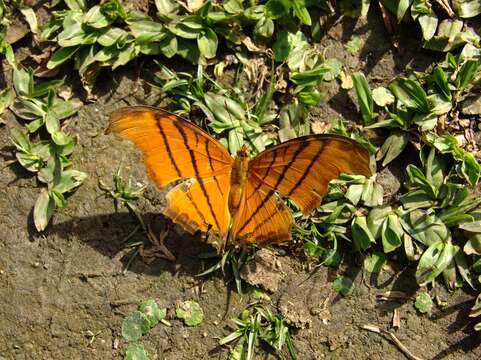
[107,106,371,252]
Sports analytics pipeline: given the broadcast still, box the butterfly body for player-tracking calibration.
[229,146,249,218]
[108,106,372,252]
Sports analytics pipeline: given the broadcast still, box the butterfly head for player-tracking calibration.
[236,144,249,158]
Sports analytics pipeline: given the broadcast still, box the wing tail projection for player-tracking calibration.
[249,135,371,215]
[231,175,293,246]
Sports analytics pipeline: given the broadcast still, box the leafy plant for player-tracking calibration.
[197,246,254,294]
[219,305,297,360]
[175,300,204,327]
[121,298,169,359]
[353,49,481,171]
[332,276,354,296]
[415,292,433,314]
[9,65,86,231]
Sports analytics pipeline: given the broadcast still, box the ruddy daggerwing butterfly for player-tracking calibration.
[107,106,371,252]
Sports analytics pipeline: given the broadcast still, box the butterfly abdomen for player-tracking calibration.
[228,148,250,217]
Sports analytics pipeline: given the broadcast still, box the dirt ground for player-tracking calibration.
[1,8,480,360]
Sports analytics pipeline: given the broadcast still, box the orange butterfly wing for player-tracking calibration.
[232,135,371,245]
[230,174,293,245]
[107,106,233,243]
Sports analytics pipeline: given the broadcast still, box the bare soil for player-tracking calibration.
[1,8,480,360]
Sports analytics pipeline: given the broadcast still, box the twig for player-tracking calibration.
[361,324,424,360]
[434,0,455,17]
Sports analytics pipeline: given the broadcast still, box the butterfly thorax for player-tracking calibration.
[228,146,250,217]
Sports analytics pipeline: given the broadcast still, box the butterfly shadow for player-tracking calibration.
[33,211,225,279]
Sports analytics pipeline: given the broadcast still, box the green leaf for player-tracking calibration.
[122,311,151,342]
[155,0,179,19]
[20,7,39,35]
[13,67,34,97]
[297,89,321,107]
[197,28,218,59]
[58,13,89,47]
[377,131,409,166]
[367,205,392,239]
[424,19,479,52]
[10,127,31,152]
[244,5,265,20]
[97,27,129,47]
[129,20,165,43]
[291,0,311,25]
[11,97,45,122]
[432,65,452,100]
[332,276,354,296]
[265,0,289,19]
[0,87,15,115]
[346,35,363,55]
[138,299,166,328]
[34,190,56,231]
[124,343,149,360]
[290,67,328,87]
[223,0,243,13]
[454,248,475,289]
[31,79,65,98]
[412,1,438,40]
[339,0,370,17]
[112,43,137,69]
[456,60,481,91]
[381,214,403,253]
[176,300,204,327]
[361,177,383,207]
[401,209,451,246]
[50,190,67,208]
[273,31,310,72]
[254,17,274,39]
[363,251,387,273]
[53,169,86,193]
[416,241,456,286]
[453,0,481,18]
[203,93,245,131]
[64,0,87,11]
[49,98,76,121]
[83,5,112,28]
[414,292,433,313]
[372,86,395,107]
[352,72,374,125]
[352,216,375,251]
[389,77,429,113]
[460,221,481,233]
[168,17,203,39]
[228,128,244,155]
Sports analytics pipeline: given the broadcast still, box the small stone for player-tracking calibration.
[461,94,481,115]
[240,249,288,292]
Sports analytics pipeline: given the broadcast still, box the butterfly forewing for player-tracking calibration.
[107,106,233,240]
[249,135,372,215]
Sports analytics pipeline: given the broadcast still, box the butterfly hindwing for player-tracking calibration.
[249,135,371,215]
[108,106,233,239]
[231,174,293,245]
[164,174,231,245]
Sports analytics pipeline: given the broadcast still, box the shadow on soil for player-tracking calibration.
[32,211,221,278]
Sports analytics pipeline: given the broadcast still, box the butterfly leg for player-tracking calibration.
[139,224,176,262]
